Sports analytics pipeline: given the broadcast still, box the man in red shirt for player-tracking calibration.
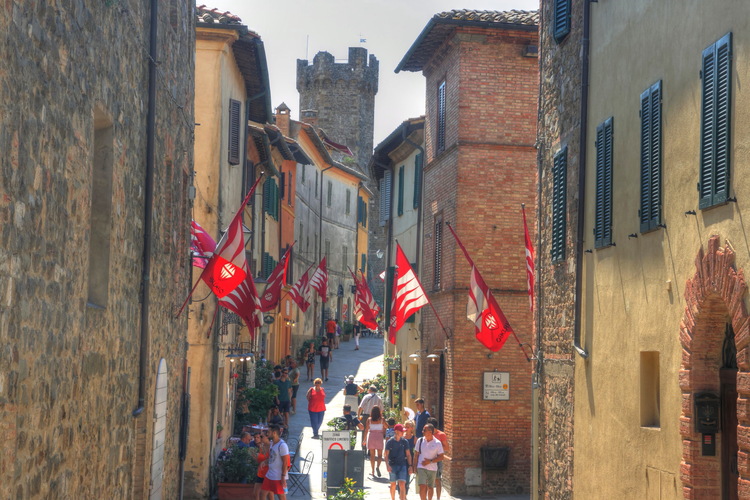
[427,418,449,500]
[325,318,337,346]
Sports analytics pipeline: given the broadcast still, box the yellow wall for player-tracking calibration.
[574,2,750,498]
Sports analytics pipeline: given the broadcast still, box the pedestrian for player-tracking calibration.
[384,423,412,500]
[326,317,337,346]
[428,417,449,500]
[343,375,360,396]
[364,406,388,477]
[353,323,361,350]
[306,378,326,439]
[273,369,293,427]
[288,360,300,415]
[237,431,254,448]
[414,398,430,438]
[414,424,444,500]
[305,343,316,381]
[342,404,364,430]
[385,418,397,440]
[318,338,332,381]
[402,420,417,496]
[261,424,289,500]
[358,385,383,422]
[334,319,341,349]
[254,432,271,500]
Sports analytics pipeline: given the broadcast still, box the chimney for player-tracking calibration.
[300,109,319,129]
[275,102,291,136]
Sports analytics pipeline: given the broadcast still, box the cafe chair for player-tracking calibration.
[288,451,313,496]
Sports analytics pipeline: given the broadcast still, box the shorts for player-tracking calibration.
[327,333,334,342]
[292,385,300,398]
[437,460,442,478]
[261,478,285,495]
[278,400,291,413]
[320,358,329,370]
[389,464,408,483]
[254,475,265,484]
[417,468,437,487]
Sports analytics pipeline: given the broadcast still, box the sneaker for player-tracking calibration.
[376,467,381,477]
[325,378,329,381]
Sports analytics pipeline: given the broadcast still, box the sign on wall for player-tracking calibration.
[483,371,510,400]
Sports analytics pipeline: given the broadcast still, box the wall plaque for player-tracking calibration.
[483,372,510,400]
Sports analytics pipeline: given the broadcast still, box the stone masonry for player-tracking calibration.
[0,1,194,498]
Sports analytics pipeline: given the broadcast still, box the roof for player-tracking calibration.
[370,117,425,179]
[294,122,369,182]
[196,5,273,123]
[396,9,539,73]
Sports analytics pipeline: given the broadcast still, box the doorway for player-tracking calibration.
[721,323,738,500]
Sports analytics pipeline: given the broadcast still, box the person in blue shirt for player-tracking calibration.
[414,398,430,438]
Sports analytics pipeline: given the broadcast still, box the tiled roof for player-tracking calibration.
[396,9,539,73]
[196,5,244,26]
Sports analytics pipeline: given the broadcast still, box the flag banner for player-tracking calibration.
[190,220,216,268]
[351,269,380,330]
[290,265,313,313]
[523,205,535,311]
[378,270,386,281]
[447,224,516,352]
[388,244,428,344]
[218,263,263,334]
[309,257,328,302]
[259,244,294,312]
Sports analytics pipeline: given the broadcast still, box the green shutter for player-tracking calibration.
[640,81,662,232]
[413,153,422,209]
[361,254,366,273]
[551,147,567,262]
[263,178,271,214]
[595,118,613,248]
[397,165,404,216]
[554,0,571,43]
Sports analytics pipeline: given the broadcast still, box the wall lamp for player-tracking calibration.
[427,348,448,362]
[408,350,428,363]
[285,319,297,327]
[219,344,255,362]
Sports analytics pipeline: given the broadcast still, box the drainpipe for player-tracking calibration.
[574,0,593,359]
[133,0,158,418]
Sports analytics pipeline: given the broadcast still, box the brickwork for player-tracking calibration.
[0,2,194,499]
[419,21,538,496]
[679,236,750,499]
[536,0,585,497]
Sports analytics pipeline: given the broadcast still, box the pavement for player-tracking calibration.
[284,335,529,500]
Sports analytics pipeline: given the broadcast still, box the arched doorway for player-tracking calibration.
[679,237,748,499]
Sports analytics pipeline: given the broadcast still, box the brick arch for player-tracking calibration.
[679,236,750,499]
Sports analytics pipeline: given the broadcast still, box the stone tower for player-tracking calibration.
[296,47,379,170]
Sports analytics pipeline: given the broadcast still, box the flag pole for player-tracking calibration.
[445,223,531,361]
[177,175,264,318]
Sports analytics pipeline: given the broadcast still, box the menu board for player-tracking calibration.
[483,372,510,400]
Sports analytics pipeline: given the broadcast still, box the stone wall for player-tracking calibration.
[536,1,584,498]
[0,1,194,498]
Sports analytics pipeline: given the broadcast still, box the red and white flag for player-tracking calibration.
[388,244,428,345]
[190,220,217,269]
[218,264,263,334]
[522,205,535,312]
[309,257,328,302]
[447,224,515,352]
[351,269,380,330]
[289,266,313,313]
[259,245,293,312]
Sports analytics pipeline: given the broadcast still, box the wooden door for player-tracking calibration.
[721,368,738,500]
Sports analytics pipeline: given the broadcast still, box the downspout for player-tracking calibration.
[574,0,592,359]
[133,0,158,418]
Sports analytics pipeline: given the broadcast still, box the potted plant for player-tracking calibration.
[214,445,259,499]
[329,477,367,500]
[342,322,353,342]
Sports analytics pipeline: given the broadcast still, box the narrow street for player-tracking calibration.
[285,335,528,500]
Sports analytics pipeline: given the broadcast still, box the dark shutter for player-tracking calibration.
[434,216,443,289]
[553,0,571,43]
[551,147,567,262]
[361,253,366,273]
[437,81,446,153]
[640,81,662,232]
[397,165,404,216]
[228,99,241,165]
[595,118,613,248]
[263,177,272,214]
[413,153,423,209]
[700,33,732,209]
[279,172,286,200]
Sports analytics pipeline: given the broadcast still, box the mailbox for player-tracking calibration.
[694,392,721,434]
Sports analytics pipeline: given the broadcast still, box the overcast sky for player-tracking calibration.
[218,0,539,145]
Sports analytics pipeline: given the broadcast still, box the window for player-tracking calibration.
[699,33,732,209]
[413,153,423,209]
[301,164,306,184]
[551,147,567,262]
[437,80,446,153]
[315,171,318,196]
[361,253,367,273]
[325,239,330,264]
[243,160,254,204]
[342,246,348,273]
[285,246,294,285]
[261,252,277,279]
[263,177,279,220]
[434,214,443,290]
[640,81,662,232]
[346,189,351,215]
[88,107,114,308]
[594,118,614,248]
[287,170,293,205]
[357,196,367,227]
[640,351,660,428]
[553,0,571,43]
[397,165,404,216]
[379,172,392,226]
[228,98,241,165]
[327,180,332,207]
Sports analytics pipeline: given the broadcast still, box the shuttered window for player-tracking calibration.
[263,177,279,220]
[594,118,614,248]
[397,165,404,216]
[361,253,367,273]
[699,33,732,209]
[434,215,443,290]
[640,81,662,232]
[228,99,241,165]
[261,252,277,279]
[551,147,567,262]
[437,80,446,153]
[357,196,367,227]
[327,181,333,207]
[379,172,392,226]
[413,153,423,209]
[346,189,351,214]
[553,0,571,43]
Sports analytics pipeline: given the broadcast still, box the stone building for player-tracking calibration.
[296,48,386,311]
[0,1,194,499]
[396,10,539,496]
[537,1,750,499]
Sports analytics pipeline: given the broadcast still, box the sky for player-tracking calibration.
[217,0,539,146]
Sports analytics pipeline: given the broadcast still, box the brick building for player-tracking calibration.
[396,10,539,496]
[0,1,194,498]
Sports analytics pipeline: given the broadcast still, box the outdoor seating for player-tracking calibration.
[288,431,304,471]
[287,451,313,496]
